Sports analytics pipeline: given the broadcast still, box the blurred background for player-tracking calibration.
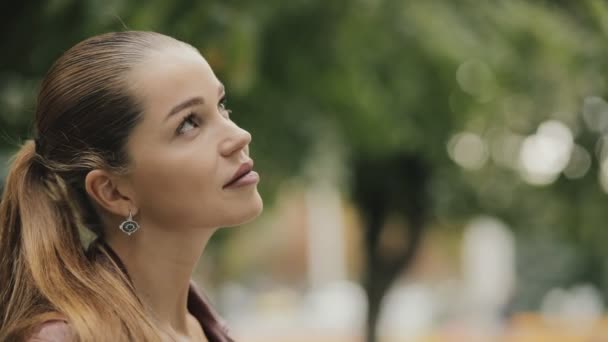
[3,0,608,341]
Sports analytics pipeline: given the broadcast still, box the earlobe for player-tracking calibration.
[84,169,135,217]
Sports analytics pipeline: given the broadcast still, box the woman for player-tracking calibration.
[0,31,263,341]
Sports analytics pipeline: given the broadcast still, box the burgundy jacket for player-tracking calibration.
[27,241,234,341]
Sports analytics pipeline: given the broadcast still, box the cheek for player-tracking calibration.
[130,150,220,227]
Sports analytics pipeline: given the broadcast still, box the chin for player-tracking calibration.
[223,193,263,228]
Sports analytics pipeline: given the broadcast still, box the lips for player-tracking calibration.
[223,160,254,188]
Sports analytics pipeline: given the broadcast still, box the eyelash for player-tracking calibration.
[176,113,199,135]
[175,96,232,136]
[219,96,232,117]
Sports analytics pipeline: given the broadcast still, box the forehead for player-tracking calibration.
[128,46,219,119]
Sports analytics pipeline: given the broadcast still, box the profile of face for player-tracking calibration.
[114,44,263,232]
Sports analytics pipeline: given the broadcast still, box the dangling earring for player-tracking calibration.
[119,210,140,236]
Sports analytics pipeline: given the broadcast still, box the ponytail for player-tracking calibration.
[0,141,162,341]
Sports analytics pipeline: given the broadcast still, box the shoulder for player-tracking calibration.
[188,281,234,341]
[27,317,75,342]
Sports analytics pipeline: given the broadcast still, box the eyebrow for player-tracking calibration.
[165,96,205,122]
[165,84,226,122]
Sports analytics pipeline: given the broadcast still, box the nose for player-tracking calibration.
[219,124,252,157]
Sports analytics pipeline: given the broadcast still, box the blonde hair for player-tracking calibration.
[0,31,185,341]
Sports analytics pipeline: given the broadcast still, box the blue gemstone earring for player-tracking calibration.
[119,210,140,236]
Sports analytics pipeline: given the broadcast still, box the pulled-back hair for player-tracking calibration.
[0,31,185,341]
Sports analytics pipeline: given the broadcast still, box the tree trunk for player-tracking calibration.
[352,154,430,342]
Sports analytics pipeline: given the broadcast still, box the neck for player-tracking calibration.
[105,223,217,335]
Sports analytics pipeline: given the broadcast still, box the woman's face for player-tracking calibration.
[123,44,263,231]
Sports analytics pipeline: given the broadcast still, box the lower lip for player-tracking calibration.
[224,171,260,189]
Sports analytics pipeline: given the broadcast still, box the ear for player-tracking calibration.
[84,169,137,218]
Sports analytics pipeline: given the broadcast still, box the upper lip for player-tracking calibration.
[223,160,254,188]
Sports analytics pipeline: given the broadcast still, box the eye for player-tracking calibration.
[176,113,199,135]
[218,96,232,118]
